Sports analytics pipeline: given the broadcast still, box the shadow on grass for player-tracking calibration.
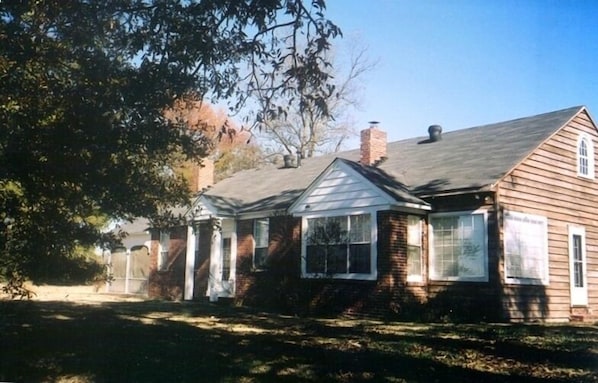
[0,300,596,383]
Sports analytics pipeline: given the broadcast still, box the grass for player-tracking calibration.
[0,299,596,383]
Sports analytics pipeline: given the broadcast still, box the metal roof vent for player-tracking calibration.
[428,125,442,142]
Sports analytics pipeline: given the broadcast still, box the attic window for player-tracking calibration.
[577,133,595,179]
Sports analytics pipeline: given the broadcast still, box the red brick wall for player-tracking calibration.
[148,226,187,300]
[231,205,505,321]
[235,216,302,310]
[232,211,430,318]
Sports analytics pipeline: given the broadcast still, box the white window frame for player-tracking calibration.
[407,215,423,282]
[253,218,269,270]
[429,210,488,282]
[569,225,588,306]
[158,230,169,271]
[301,208,377,281]
[503,211,549,285]
[577,133,595,179]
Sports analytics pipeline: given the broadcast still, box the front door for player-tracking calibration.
[220,237,234,294]
[569,225,588,306]
[208,219,236,300]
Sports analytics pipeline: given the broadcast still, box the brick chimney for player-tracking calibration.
[360,122,387,166]
[191,158,215,193]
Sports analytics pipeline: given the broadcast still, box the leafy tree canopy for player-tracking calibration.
[0,0,340,290]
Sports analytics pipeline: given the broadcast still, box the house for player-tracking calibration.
[148,106,597,322]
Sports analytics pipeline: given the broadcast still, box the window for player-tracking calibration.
[407,215,423,282]
[158,231,169,271]
[504,211,548,285]
[253,218,269,269]
[222,237,231,281]
[569,225,588,306]
[572,234,584,288]
[577,133,595,179]
[429,211,487,281]
[304,213,372,278]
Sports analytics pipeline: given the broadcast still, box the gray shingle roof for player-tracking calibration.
[202,150,359,215]
[379,105,584,195]
[337,158,430,207]
[201,105,584,215]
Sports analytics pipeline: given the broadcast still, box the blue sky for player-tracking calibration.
[325,0,598,145]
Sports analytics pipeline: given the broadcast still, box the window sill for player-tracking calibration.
[505,278,549,286]
[302,273,377,281]
[577,173,595,180]
[430,276,488,283]
[407,275,424,284]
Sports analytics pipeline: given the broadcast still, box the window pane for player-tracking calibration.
[579,138,590,175]
[222,238,231,281]
[349,214,370,243]
[433,217,457,277]
[306,218,324,245]
[254,247,268,269]
[327,216,347,244]
[407,245,421,276]
[349,244,370,273]
[459,214,484,277]
[431,214,485,279]
[254,218,269,269]
[407,216,422,279]
[255,219,269,247]
[573,234,584,288]
[327,244,348,274]
[306,246,325,274]
[504,212,547,283]
[307,217,346,245]
[407,216,421,245]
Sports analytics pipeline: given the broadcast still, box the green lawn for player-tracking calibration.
[1,300,596,382]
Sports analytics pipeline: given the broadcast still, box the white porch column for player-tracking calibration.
[208,219,222,302]
[184,225,196,300]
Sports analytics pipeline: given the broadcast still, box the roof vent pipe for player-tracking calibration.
[428,125,442,142]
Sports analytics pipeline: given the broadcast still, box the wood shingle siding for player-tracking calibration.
[497,111,598,320]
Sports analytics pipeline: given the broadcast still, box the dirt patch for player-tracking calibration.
[1,283,147,304]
